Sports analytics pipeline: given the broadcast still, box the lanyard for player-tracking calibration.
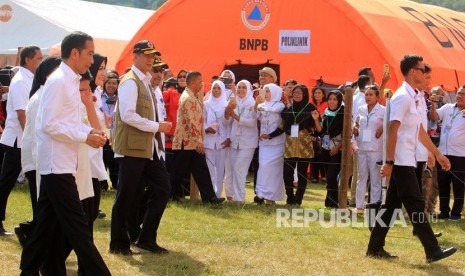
[450,106,462,122]
[366,107,376,126]
[237,106,245,118]
[325,115,336,132]
[291,102,309,124]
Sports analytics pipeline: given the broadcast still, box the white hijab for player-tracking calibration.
[236,80,255,108]
[263,83,283,108]
[205,80,227,114]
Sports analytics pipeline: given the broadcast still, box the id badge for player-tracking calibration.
[362,130,372,142]
[291,124,299,138]
[322,135,330,150]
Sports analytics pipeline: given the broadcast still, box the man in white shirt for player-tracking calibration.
[367,54,456,263]
[349,74,371,207]
[20,31,110,276]
[430,86,465,221]
[110,40,172,255]
[0,46,42,236]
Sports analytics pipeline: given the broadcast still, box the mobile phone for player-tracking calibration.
[383,64,390,75]
[221,77,233,85]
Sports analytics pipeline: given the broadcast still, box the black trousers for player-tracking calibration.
[251,148,259,194]
[166,149,190,198]
[170,149,216,202]
[322,149,341,208]
[368,166,440,256]
[437,155,465,217]
[0,143,22,221]
[310,151,326,180]
[110,154,171,250]
[20,174,110,275]
[415,161,426,196]
[25,170,37,219]
[103,144,118,189]
[284,158,310,205]
[44,186,100,276]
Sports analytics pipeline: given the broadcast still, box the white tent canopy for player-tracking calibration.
[0,0,153,69]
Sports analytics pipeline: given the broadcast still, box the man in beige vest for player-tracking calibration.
[110,40,172,255]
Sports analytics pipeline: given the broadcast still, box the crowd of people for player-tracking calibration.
[0,31,462,273]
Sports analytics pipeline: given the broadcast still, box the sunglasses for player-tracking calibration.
[413,67,425,74]
[178,75,187,79]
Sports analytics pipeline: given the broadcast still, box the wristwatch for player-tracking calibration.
[385,160,395,165]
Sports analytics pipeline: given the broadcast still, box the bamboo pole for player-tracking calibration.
[338,87,354,209]
[190,175,200,200]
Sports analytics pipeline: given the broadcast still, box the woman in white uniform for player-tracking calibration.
[204,80,230,198]
[255,83,286,204]
[353,85,385,214]
[226,80,258,203]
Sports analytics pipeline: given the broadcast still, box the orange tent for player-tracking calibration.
[116,0,465,90]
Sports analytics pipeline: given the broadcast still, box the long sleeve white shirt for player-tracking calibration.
[115,65,164,159]
[36,62,92,175]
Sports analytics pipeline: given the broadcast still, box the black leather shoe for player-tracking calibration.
[134,241,169,254]
[0,225,13,236]
[366,248,399,259]
[253,196,264,204]
[109,248,140,256]
[97,210,106,219]
[205,197,225,204]
[426,247,457,263]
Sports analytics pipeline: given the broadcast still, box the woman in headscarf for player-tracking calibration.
[20,56,61,222]
[204,80,230,198]
[282,85,321,206]
[101,72,119,190]
[219,69,236,200]
[87,53,109,218]
[226,80,258,203]
[319,90,344,208]
[254,83,286,204]
[310,86,328,183]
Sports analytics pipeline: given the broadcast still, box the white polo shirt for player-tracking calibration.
[0,66,33,148]
[389,81,419,167]
[355,103,385,152]
[415,91,428,162]
[36,62,92,175]
[436,103,465,157]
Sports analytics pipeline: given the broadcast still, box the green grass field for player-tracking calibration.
[1,181,464,275]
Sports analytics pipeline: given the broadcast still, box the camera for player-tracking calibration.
[430,94,444,103]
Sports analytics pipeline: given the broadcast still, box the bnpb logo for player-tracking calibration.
[241,0,270,31]
[0,5,12,22]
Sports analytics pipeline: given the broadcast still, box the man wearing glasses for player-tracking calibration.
[367,54,456,263]
[110,40,172,255]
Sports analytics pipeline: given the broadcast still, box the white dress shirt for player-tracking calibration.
[352,88,366,123]
[355,103,385,152]
[115,65,163,159]
[389,81,420,167]
[436,103,465,157]
[36,62,92,175]
[1,66,33,148]
[415,91,428,162]
[21,86,42,173]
